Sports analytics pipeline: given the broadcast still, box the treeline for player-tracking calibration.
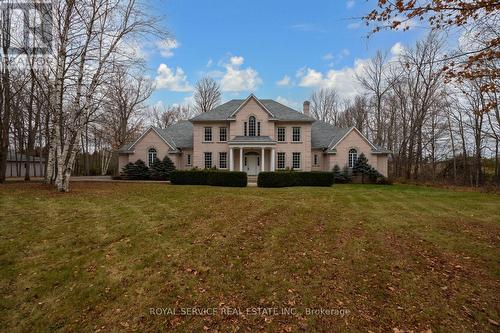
[0,0,162,189]
[308,33,499,186]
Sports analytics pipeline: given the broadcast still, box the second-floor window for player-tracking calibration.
[277,127,286,142]
[219,127,227,142]
[204,127,212,142]
[248,116,256,136]
[257,122,261,136]
[292,127,301,142]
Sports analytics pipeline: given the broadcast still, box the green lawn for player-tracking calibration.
[0,182,499,332]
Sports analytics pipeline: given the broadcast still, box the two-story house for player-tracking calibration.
[118,94,391,176]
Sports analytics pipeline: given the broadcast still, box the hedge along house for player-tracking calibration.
[118,94,391,176]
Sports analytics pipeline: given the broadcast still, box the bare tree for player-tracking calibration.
[100,64,153,150]
[310,88,341,124]
[194,76,221,113]
[356,51,393,146]
[148,103,194,128]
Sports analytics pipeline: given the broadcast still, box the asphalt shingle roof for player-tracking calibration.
[118,99,390,154]
[190,99,315,122]
[311,121,349,149]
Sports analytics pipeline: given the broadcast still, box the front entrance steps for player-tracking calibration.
[247,175,258,184]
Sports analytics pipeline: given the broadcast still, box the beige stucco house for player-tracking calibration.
[118,94,390,176]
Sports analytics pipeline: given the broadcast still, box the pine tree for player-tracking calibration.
[120,162,136,180]
[353,153,371,183]
[149,156,176,180]
[333,164,348,183]
[133,159,150,180]
[341,165,352,183]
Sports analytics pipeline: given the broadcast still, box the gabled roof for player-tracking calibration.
[311,121,350,149]
[190,95,314,122]
[118,121,194,152]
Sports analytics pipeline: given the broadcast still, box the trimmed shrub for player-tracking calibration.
[120,160,150,180]
[258,171,334,187]
[150,156,176,180]
[170,170,210,185]
[207,171,247,187]
[170,170,247,187]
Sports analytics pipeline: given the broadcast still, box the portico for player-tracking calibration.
[228,136,276,174]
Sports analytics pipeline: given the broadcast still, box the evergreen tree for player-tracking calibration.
[133,159,150,180]
[333,164,351,183]
[149,156,176,180]
[341,165,352,183]
[120,162,136,180]
[353,153,371,183]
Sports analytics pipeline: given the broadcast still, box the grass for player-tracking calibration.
[0,182,499,332]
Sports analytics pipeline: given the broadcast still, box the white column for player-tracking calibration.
[229,148,234,171]
[261,147,265,172]
[271,148,275,171]
[239,147,243,171]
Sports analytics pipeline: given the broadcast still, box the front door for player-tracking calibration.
[245,155,259,175]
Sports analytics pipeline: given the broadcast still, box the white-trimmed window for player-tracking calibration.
[277,127,286,142]
[219,152,227,169]
[277,152,286,169]
[257,122,261,136]
[314,154,319,166]
[248,116,256,136]
[219,127,227,142]
[348,148,357,168]
[292,152,301,169]
[244,122,247,136]
[204,152,212,169]
[204,127,212,142]
[292,127,301,142]
[148,148,157,167]
[186,154,192,166]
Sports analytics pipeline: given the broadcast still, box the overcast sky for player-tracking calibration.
[144,0,426,110]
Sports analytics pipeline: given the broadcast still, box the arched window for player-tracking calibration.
[248,116,256,136]
[148,148,157,166]
[348,148,357,168]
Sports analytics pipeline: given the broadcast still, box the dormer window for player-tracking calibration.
[248,116,256,136]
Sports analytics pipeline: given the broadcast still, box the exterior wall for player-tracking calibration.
[311,149,324,171]
[118,129,174,172]
[192,121,230,169]
[327,130,388,176]
[118,154,129,173]
[230,98,274,139]
[273,122,312,171]
[180,149,193,170]
[6,161,45,177]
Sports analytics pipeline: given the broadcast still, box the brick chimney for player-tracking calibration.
[303,100,310,115]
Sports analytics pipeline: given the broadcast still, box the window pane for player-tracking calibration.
[204,152,212,169]
[277,127,285,142]
[219,152,227,169]
[219,127,227,141]
[292,127,301,142]
[204,127,212,141]
[292,152,300,169]
[277,152,285,169]
[148,148,157,167]
[248,116,256,136]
